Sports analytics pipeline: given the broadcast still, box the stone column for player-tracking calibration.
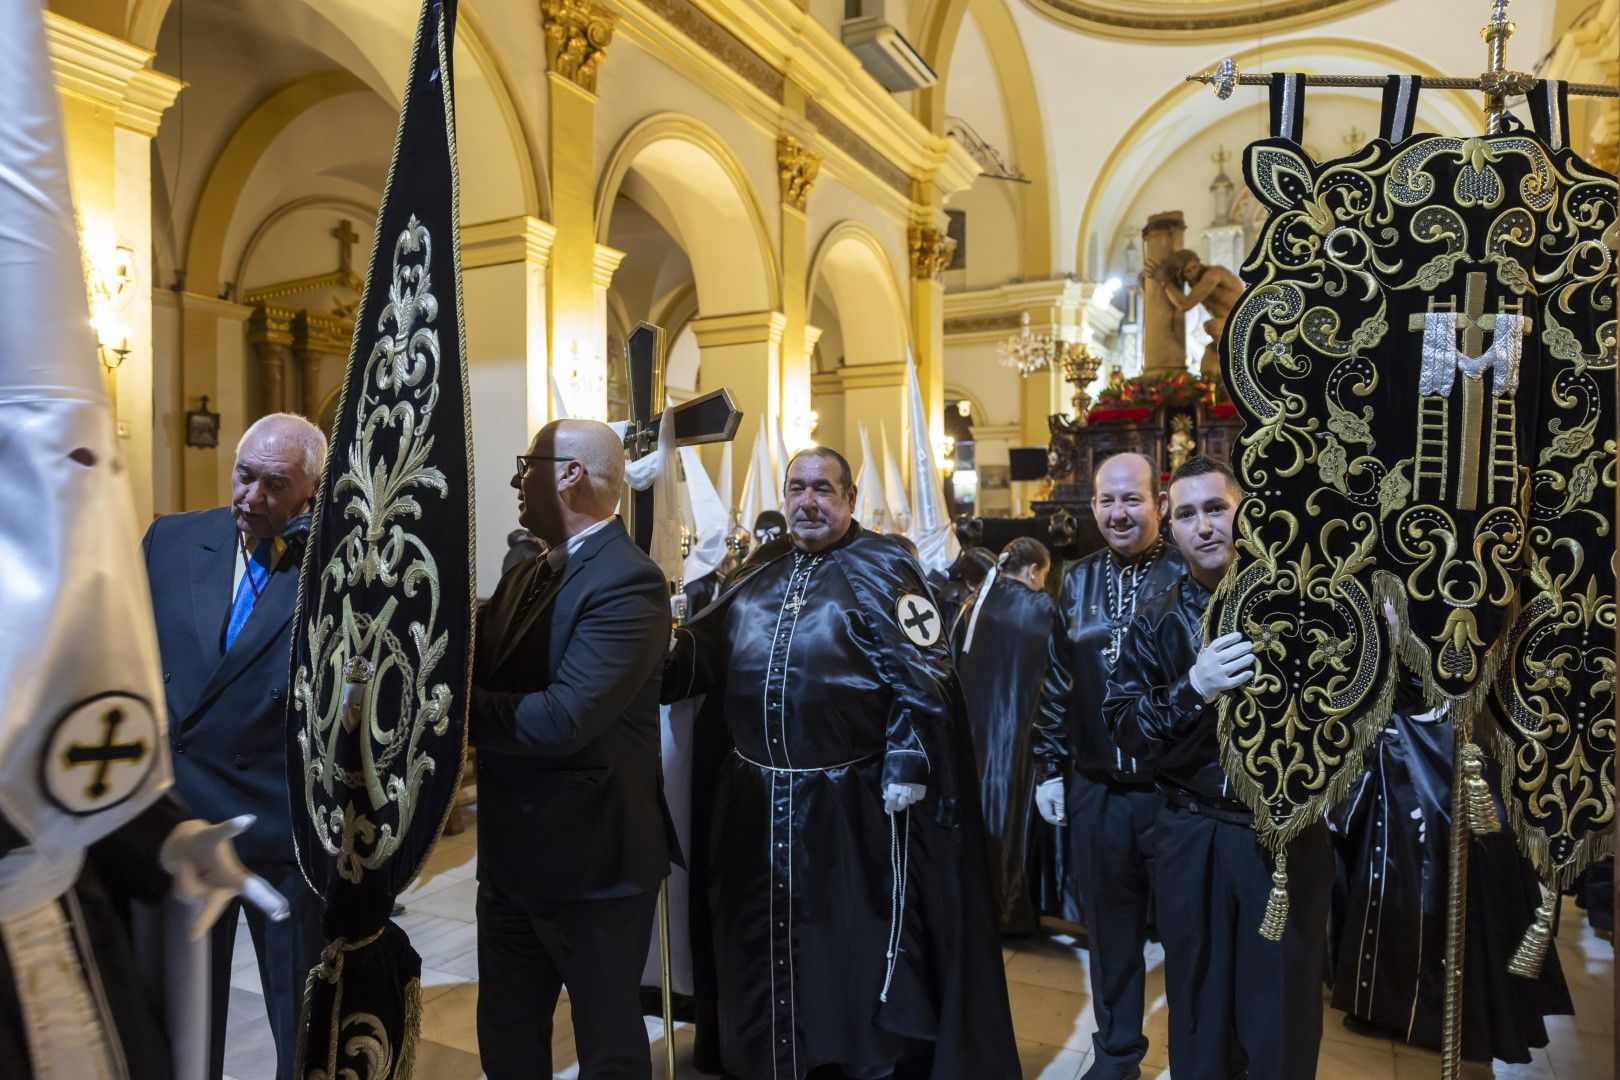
[690,311,786,505]
[540,0,614,418]
[908,223,954,489]
[461,215,556,592]
[47,12,182,524]
[1140,211,1187,379]
[777,130,820,450]
[838,359,908,488]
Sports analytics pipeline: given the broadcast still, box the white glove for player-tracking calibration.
[1034,778,1067,825]
[883,783,926,814]
[1188,631,1257,701]
[159,815,290,940]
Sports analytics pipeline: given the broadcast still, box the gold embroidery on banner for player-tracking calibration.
[294,215,453,886]
[1211,125,1617,876]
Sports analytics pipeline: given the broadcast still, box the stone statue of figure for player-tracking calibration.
[1144,249,1244,378]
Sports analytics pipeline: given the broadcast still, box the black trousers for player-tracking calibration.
[1067,775,1162,1078]
[477,881,659,1079]
[206,862,326,1080]
[1153,806,1330,1080]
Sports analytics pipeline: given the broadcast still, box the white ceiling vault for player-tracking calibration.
[932,0,1565,282]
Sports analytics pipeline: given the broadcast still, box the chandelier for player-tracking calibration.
[998,311,1058,377]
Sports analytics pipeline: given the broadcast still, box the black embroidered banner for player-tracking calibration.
[287,0,473,1074]
[1208,81,1615,890]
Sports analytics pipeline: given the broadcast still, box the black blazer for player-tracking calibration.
[142,506,303,868]
[471,517,677,902]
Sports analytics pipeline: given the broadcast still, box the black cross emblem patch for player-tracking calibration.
[43,693,159,816]
[65,709,147,800]
[897,593,942,647]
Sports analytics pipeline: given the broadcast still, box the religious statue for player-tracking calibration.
[1143,249,1243,378]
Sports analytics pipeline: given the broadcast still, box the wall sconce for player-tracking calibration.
[83,233,136,373]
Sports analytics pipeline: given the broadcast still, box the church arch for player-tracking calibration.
[806,221,910,369]
[912,0,1053,277]
[594,114,780,315]
[1075,37,1479,279]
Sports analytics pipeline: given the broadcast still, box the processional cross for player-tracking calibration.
[620,322,742,551]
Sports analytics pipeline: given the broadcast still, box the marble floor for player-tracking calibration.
[225,809,1614,1079]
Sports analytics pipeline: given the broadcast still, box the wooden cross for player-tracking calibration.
[620,322,743,553]
[64,708,148,800]
[331,219,360,272]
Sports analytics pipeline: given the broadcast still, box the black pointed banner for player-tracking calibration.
[287,0,474,1074]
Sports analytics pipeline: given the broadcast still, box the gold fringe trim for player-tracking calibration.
[1507,891,1557,979]
[1259,850,1290,941]
[396,977,424,1079]
[1460,742,1502,835]
[1492,723,1616,894]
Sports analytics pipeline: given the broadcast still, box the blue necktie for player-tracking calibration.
[225,540,273,649]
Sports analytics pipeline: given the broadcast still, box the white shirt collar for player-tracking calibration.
[545,516,613,571]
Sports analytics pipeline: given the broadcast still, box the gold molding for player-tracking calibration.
[907,225,955,282]
[592,243,628,287]
[240,269,364,305]
[45,12,182,138]
[837,360,908,390]
[688,310,788,348]
[776,135,821,211]
[541,0,616,94]
[462,215,559,270]
[1021,0,1383,42]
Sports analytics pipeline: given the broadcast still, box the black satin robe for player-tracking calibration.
[664,523,1019,1080]
[952,574,1057,934]
[1329,688,1573,1063]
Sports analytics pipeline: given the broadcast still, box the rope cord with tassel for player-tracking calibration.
[1259,849,1289,941]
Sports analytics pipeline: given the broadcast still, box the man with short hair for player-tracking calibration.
[142,411,331,1080]
[1104,456,1331,1080]
[665,446,1018,1080]
[470,418,677,1079]
[1031,451,1184,1080]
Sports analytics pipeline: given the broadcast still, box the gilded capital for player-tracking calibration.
[908,225,956,282]
[776,136,821,212]
[541,0,615,93]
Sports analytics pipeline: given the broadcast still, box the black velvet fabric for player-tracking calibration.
[1206,77,1617,877]
[286,0,472,1073]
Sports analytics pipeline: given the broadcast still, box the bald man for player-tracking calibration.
[142,411,329,1080]
[1032,452,1184,1080]
[470,419,677,1078]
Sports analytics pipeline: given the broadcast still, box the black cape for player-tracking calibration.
[951,573,1057,934]
[1329,683,1573,1062]
[664,522,1018,1080]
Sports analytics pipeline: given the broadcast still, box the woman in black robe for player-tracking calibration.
[951,537,1057,935]
[1329,675,1574,1063]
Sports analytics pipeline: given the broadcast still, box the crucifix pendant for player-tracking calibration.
[1105,628,1123,666]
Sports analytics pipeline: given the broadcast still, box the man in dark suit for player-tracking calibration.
[141,412,330,1080]
[471,418,675,1079]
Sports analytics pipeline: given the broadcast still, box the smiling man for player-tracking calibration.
[1103,455,1332,1080]
[664,446,1017,1080]
[1031,452,1184,1080]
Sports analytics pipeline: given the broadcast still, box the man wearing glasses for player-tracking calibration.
[470,418,677,1079]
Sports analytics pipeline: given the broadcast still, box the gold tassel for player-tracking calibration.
[1508,892,1557,978]
[1460,742,1501,835]
[1259,850,1289,941]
